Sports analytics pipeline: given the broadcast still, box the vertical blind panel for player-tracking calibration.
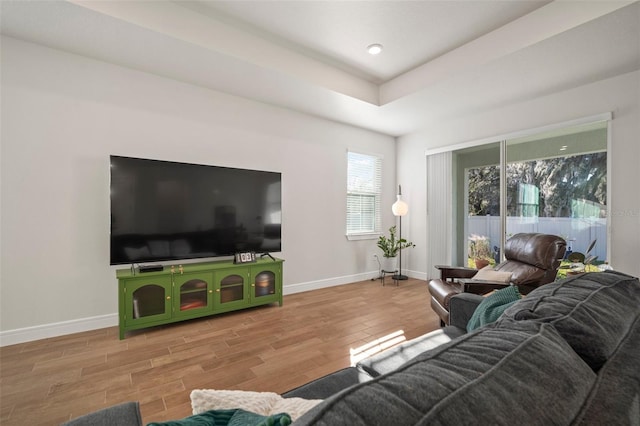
[426,151,453,279]
[347,151,382,234]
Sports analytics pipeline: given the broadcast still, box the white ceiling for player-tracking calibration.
[1,0,638,137]
[180,0,551,83]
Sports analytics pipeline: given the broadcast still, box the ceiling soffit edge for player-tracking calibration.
[68,0,381,105]
[380,0,635,105]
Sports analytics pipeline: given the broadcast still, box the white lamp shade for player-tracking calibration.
[392,195,408,216]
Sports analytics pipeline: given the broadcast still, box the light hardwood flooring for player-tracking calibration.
[1,278,438,425]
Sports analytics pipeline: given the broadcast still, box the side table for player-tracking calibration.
[380,269,399,286]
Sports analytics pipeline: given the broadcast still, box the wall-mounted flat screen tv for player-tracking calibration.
[110,156,282,265]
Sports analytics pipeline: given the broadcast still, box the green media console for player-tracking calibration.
[116,258,284,339]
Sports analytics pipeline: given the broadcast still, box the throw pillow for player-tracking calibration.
[472,266,513,283]
[467,285,521,332]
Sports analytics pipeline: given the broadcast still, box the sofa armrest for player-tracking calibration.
[282,367,370,400]
[449,293,484,330]
[457,278,510,293]
[435,265,477,281]
[62,402,142,426]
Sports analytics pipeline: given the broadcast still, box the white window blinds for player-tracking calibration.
[347,151,382,235]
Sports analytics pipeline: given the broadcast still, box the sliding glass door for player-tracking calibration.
[454,142,502,267]
[453,121,608,270]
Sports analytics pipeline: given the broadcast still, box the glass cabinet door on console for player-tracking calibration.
[124,277,172,327]
[214,268,250,312]
[173,273,214,319]
[250,263,282,305]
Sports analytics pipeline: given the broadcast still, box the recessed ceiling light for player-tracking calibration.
[367,44,383,55]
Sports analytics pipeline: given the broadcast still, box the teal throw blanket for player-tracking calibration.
[147,408,292,426]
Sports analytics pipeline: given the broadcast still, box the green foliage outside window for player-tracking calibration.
[467,152,607,218]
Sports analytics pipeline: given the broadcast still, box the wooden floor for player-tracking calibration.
[0,278,438,425]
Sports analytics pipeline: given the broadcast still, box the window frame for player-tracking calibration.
[346,150,383,240]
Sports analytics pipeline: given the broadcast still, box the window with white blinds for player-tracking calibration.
[347,151,382,236]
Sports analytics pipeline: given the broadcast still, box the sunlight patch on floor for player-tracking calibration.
[349,330,406,366]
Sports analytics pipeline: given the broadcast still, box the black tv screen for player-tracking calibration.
[110,156,281,265]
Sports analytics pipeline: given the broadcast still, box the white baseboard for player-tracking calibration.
[283,269,426,295]
[284,270,380,295]
[0,314,118,347]
[1,270,427,347]
[403,269,428,281]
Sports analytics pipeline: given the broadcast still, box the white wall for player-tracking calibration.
[398,70,640,280]
[0,37,396,343]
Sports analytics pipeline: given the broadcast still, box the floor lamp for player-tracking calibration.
[392,185,409,280]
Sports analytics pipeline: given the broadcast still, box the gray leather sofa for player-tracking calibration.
[64,271,640,425]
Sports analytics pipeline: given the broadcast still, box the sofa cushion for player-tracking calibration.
[466,285,520,332]
[499,270,640,370]
[282,367,371,400]
[573,315,640,425]
[473,266,512,283]
[293,322,596,425]
[356,326,465,377]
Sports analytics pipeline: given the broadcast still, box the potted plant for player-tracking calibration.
[565,239,598,275]
[468,234,492,269]
[377,225,415,271]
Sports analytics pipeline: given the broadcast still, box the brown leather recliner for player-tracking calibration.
[428,233,567,326]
